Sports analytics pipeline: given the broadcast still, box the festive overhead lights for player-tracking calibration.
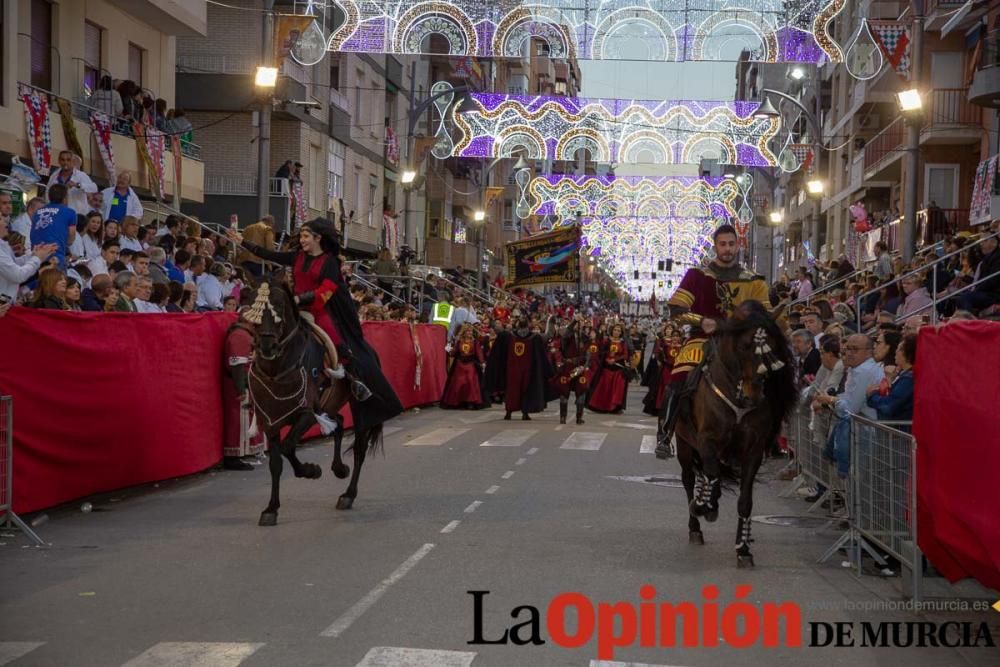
[452,94,781,167]
[322,1,845,65]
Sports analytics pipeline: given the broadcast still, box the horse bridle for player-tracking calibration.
[703,327,785,425]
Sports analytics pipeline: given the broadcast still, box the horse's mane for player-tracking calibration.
[720,301,798,428]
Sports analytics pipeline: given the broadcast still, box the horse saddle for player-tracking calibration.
[299,312,339,371]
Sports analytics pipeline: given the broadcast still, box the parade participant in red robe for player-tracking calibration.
[222,315,264,470]
[485,316,552,420]
[440,324,488,409]
[642,323,681,417]
[586,324,630,413]
[550,318,593,424]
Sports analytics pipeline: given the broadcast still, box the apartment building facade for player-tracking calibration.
[176,0,416,257]
[0,0,207,207]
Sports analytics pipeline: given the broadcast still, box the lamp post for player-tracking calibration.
[255,0,276,220]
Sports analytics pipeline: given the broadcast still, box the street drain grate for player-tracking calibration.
[752,514,832,529]
[607,474,684,488]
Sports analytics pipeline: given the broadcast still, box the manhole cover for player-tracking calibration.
[607,474,684,488]
[752,514,832,529]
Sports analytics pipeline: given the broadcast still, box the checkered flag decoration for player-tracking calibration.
[869,21,911,81]
[19,85,52,175]
[89,112,116,182]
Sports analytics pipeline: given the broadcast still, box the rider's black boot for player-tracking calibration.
[655,382,683,459]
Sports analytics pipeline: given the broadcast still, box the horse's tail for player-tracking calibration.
[348,423,383,457]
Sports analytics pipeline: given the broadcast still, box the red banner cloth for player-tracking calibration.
[913,321,1000,590]
[0,311,447,513]
[0,308,236,514]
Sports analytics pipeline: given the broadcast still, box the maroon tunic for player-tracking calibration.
[441,338,486,408]
[223,324,264,457]
[293,251,343,345]
[586,338,630,413]
[551,334,591,397]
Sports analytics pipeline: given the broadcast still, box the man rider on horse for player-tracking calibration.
[655,224,769,459]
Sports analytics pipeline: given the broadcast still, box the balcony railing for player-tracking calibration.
[863,116,904,172]
[916,207,969,247]
[977,30,1000,70]
[204,175,290,196]
[926,88,979,126]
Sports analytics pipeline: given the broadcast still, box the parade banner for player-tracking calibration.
[384,127,400,166]
[274,14,314,69]
[970,155,997,226]
[869,20,912,81]
[291,180,308,225]
[484,186,505,210]
[53,97,84,160]
[914,321,1000,590]
[19,86,52,175]
[133,122,158,198]
[505,227,581,288]
[146,127,167,200]
[171,134,183,202]
[89,112,116,181]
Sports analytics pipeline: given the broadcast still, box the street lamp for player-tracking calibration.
[806,179,825,196]
[896,88,923,113]
[401,169,417,185]
[473,209,486,222]
[788,66,806,81]
[753,97,780,120]
[255,66,278,88]
[769,210,784,225]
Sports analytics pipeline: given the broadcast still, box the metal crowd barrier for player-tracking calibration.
[0,396,45,545]
[849,415,921,601]
[779,404,840,513]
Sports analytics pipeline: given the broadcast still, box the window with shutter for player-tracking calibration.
[128,43,144,87]
[30,0,52,91]
[84,22,102,97]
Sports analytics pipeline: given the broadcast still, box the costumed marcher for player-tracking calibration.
[642,323,682,417]
[227,219,403,435]
[485,316,552,420]
[586,323,631,413]
[628,323,646,373]
[222,308,264,470]
[440,324,489,409]
[655,224,769,458]
[549,318,592,424]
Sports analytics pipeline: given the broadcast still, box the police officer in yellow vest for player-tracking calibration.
[432,298,454,332]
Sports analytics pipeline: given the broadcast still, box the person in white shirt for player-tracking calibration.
[8,197,45,253]
[118,216,144,252]
[0,213,56,301]
[134,276,163,313]
[196,262,226,310]
[88,238,120,276]
[76,212,104,264]
[448,295,480,340]
[100,171,144,223]
[46,150,97,215]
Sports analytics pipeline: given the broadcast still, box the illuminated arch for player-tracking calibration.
[393,3,478,55]
[675,199,712,218]
[594,194,631,217]
[592,8,677,61]
[496,125,546,159]
[636,195,671,218]
[618,131,673,165]
[556,129,611,162]
[689,11,778,62]
[493,6,575,60]
[682,135,737,164]
[327,1,362,52]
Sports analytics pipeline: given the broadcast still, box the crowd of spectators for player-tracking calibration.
[89,75,193,142]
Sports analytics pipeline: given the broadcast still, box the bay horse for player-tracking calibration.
[244,277,378,526]
[675,301,796,567]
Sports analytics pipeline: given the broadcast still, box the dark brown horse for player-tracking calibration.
[244,277,378,526]
[676,301,796,567]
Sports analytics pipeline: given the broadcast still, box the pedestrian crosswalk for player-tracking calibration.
[479,429,536,447]
[395,423,666,454]
[0,642,686,666]
[404,427,469,446]
[560,431,607,451]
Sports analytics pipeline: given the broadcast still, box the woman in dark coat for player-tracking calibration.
[228,220,402,433]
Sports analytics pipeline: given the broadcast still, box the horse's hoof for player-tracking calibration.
[331,462,350,479]
[704,508,719,523]
[258,512,278,527]
[689,531,704,545]
[737,553,755,568]
[298,463,322,480]
[336,496,354,510]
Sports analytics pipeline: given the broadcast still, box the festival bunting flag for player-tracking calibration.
[970,155,998,226]
[274,15,315,69]
[484,186,505,210]
[291,181,308,225]
[19,87,52,175]
[869,21,912,81]
[171,135,183,203]
[89,112,116,181]
[133,122,156,196]
[384,127,400,166]
[383,211,400,255]
[53,98,84,161]
[147,127,167,200]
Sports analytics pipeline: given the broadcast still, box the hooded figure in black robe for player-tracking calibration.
[485,318,552,420]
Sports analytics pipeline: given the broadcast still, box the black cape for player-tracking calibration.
[484,331,552,414]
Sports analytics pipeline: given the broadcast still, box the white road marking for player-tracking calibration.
[457,412,498,424]
[121,643,263,667]
[440,520,460,534]
[0,643,45,666]
[479,429,536,447]
[356,647,476,667]
[601,420,656,430]
[516,458,527,465]
[485,485,500,494]
[404,428,469,446]
[560,432,607,451]
[464,501,482,514]
[640,435,657,454]
[554,425,564,431]
[320,543,436,637]
[501,470,515,479]
[591,661,689,667]
[527,447,539,455]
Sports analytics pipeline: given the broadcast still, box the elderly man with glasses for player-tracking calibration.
[813,334,885,482]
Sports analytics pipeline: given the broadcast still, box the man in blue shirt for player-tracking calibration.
[30,184,77,271]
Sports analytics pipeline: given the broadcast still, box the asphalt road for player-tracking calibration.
[2,389,996,666]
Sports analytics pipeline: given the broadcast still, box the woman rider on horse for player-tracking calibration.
[227,220,403,434]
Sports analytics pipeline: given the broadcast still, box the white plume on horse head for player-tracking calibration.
[753,326,785,374]
[245,282,283,326]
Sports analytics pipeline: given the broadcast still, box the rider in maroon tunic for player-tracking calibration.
[440,324,488,409]
[229,220,403,433]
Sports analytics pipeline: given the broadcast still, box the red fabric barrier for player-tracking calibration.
[0,308,236,513]
[913,321,1000,590]
[0,311,447,513]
